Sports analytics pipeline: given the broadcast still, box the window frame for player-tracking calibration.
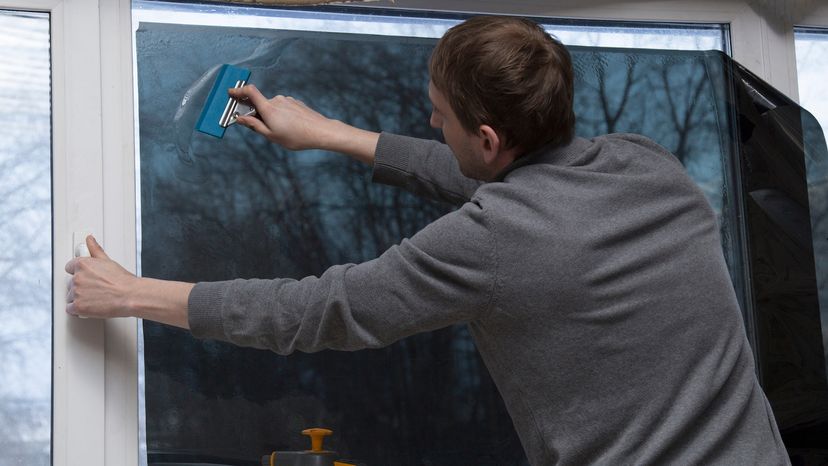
[1,0,822,465]
[0,1,137,466]
[800,5,828,30]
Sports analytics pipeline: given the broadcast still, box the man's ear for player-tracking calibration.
[479,124,502,166]
[479,124,518,170]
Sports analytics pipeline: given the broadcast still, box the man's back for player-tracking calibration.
[374,132,789,465]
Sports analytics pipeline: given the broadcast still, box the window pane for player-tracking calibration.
[0,9,52,466]
[796,29,828,131]
[550,22,727,51]
[134,5,739,466]
[137,25,518,466]
[137,1,728,52]
[794,26,828,410]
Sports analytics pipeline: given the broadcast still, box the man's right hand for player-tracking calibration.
[229,84,332,150]
[228,85,380,165]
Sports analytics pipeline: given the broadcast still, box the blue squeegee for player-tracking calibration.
[195,64,253,138]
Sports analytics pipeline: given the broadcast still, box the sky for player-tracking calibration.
[796,30,828,132]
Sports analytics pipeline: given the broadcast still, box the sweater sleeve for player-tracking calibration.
[187,199,497,354]
[372,132,484,206]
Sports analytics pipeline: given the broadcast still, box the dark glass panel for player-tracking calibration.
[138,25,519,465]
[724,59,828,462]
[136,14,828,466]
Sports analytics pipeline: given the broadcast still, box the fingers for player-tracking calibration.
[65,301,90,318]
[228,84,270,114]
[236,114,270,135]
[87,235,110,260]
[64,271,96,319]
[66,281,75,303]
[229,85,277,137]
[65,257,79,274]
[65,279,79,316]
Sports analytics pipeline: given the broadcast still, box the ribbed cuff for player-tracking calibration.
[372,132,413,186]
[187,281,230,341]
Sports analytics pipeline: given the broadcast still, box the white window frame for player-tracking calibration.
[0,1,137,466]
[801,5,828,29]
[0,0,822,465]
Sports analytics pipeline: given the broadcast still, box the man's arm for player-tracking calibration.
[65,235,192,328]
[232,85,483,205]
[187,200,496,353]
[66,201,497,354]
[229,85,379,165]
[373,133,483,205]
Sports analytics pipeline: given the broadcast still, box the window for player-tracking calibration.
[0,9,51,466]
[134,11,519,464]
[133,3,744,465]
[4,0,815,465]
[796,28,828,130]
[794,26,828,394]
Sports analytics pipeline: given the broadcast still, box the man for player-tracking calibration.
[66,16,789,465]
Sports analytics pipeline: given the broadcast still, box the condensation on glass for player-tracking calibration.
[0,9,52,466]
[133,3,740,465]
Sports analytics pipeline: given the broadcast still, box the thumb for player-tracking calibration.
[236,114,270,136]
[230,84,269,114]
[87,235,110,260]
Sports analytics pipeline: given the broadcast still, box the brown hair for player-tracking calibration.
[429,16,575,153]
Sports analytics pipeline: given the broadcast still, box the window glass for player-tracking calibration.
[794,27,828,391]
[135,1,728,52]
[551,22,727,51]
[134,4,739,465]
[796,28,828,131]
[0,9,52,466]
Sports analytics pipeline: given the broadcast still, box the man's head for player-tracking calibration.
[428,16,575,180]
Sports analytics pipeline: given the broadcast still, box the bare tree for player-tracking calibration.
[0,115,51,466]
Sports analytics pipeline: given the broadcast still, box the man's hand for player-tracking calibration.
[228,84,380,165]
[65,235,138,319]
[65,235,193,328]
[229,84,333,151]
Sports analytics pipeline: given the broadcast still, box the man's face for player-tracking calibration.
[428,81,488,180]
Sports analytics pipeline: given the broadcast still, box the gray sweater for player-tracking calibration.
[189,132,790,465]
